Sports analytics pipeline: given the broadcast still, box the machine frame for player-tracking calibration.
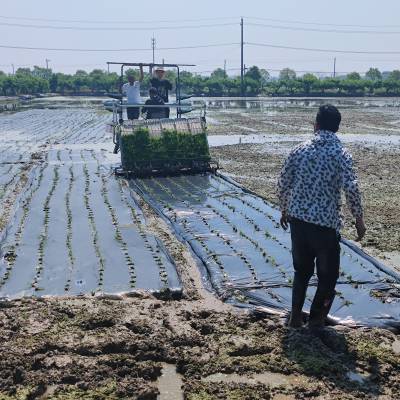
[106,61,218,177]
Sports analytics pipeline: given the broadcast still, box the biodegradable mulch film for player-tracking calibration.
[132,173,400,329]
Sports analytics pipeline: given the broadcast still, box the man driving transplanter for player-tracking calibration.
[150,67,172,118]
[122,64,144,120]
[278,104,366,329]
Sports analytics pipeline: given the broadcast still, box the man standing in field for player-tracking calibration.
[278,104,366,328]
[122,65,144,120]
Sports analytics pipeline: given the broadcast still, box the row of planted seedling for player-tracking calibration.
[180,175,290,251]
[136,178,230,288]
[140,177,287,286]
[31,165,60,291]
[90,148,171,289]
[203,175,385,289]
[116,179,171,287]
[161,176,291,284]
[0,163,47,288]
[64,163,75,292]
[81,150,106,290]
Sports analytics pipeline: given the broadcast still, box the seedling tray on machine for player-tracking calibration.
[116,117,218,178]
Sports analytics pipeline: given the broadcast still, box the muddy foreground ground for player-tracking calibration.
[1,102,400,399]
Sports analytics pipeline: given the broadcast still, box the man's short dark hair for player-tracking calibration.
[149,87,158,95]
[316,104,341,132]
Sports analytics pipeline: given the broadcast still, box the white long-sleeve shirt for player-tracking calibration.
[277,130,363,231]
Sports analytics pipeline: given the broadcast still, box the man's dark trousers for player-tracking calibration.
[289,218,340,325]
[127,107,140,120]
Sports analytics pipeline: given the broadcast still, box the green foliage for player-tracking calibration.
[388,70,400,81]
[2,64,400,96]
[120,127,210,169]
[346,72,362,80]
[245,66,262,81]
[365,67,382,81]
[211,68,227,79]
[279,68,296,81]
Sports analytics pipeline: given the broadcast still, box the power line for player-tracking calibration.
[0,42,239,52]
[192,66,368,75]
[247,22,400,35]
[0,21,237,31]
[264,68,366,75]
[247,42,400,55]
[0,14,239,24]
[0,14,397,29]
[245,16,400,29]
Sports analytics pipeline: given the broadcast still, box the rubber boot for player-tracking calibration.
[288,274,308,328]
[308,288,335,328]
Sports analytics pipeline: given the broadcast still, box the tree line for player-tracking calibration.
[1,65,400,97]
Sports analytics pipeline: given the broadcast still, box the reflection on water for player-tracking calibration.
[208,133,400,147]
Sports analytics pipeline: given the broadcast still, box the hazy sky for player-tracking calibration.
[2,0,400,76]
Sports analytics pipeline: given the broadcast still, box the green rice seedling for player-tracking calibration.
[120,127,210,170]
[82,163,106,289]
[32,165,60,290]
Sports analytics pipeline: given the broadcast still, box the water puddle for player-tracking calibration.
[392,340,400,355]
[39,385,57,399]
[203,371,302,388]
[382,251,400,271]
[208,133,400,148]
[157,363,184,400]
[346,370,371,383]
[273,395,296,400]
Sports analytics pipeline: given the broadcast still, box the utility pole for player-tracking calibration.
[333,57,336,78]
[107,63,110,74]
[11,64,15,75]
[45,58,51,71]
[224,59,226,76]
[151,37,156,64]
[240,17,244,96]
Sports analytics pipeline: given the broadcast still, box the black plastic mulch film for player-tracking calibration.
[132,173,400,330]
[0,110,181,298]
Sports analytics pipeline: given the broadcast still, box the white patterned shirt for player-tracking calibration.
[277,130,363,231]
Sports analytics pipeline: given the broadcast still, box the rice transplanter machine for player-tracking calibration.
[106,62,218,177]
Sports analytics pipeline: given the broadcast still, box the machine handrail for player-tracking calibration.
[111,102,206,123]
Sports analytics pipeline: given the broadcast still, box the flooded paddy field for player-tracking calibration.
[0,99,399,399]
